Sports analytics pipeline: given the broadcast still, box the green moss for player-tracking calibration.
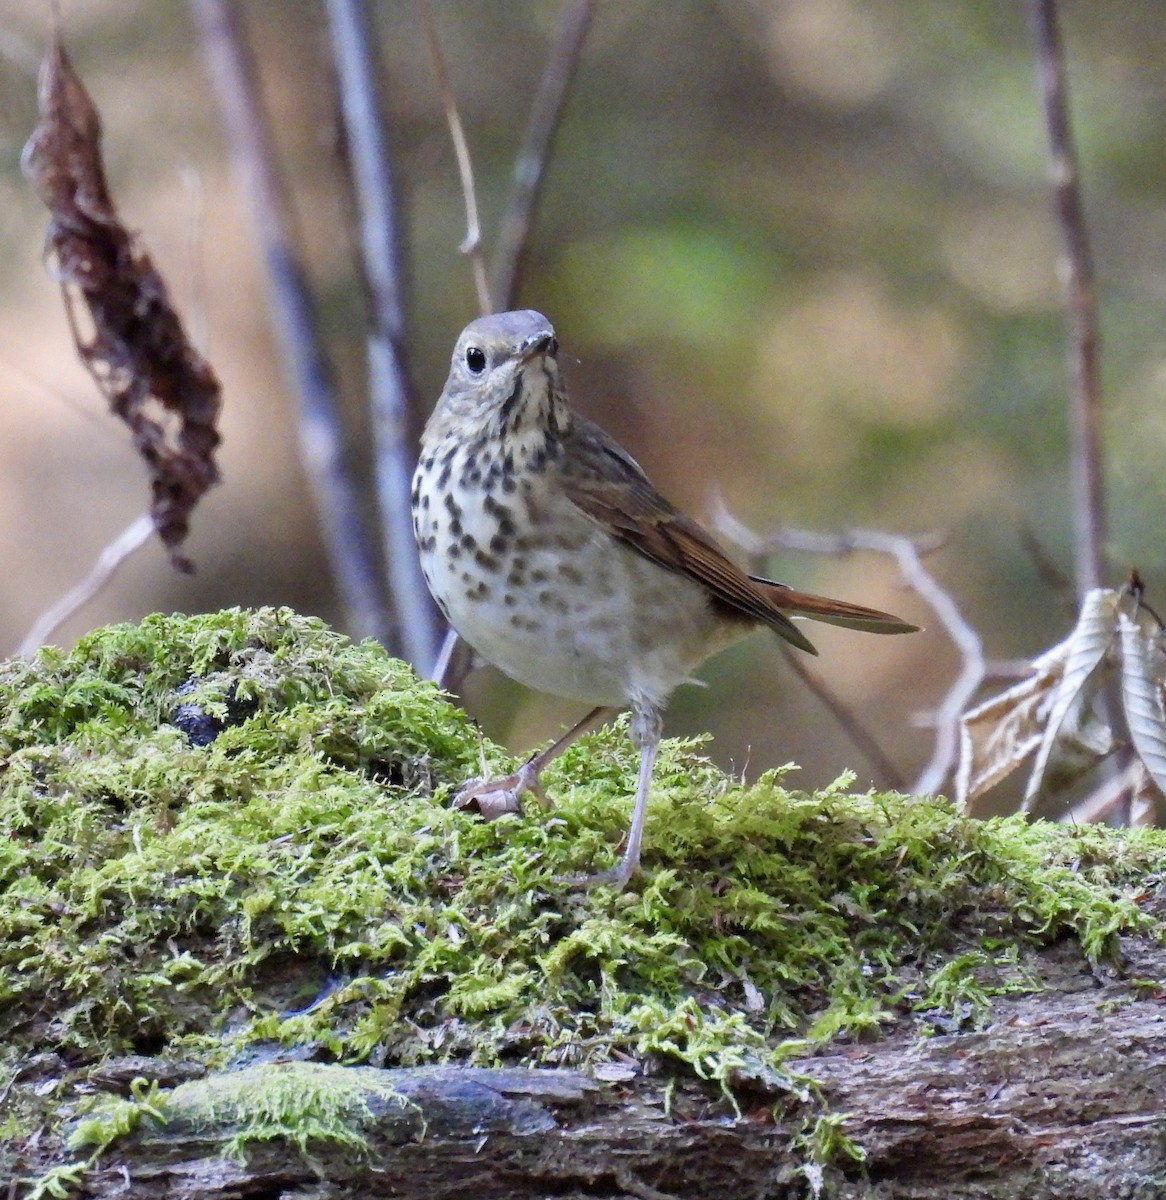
[43,1062,411,1193]
[23,1162,88,1200]
[2,606,1163,1114]
[156,1062,417,1161]
[69,1079,167,1156]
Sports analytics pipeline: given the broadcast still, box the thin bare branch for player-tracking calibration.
[709,496,978,797]
[490,0,598,308]
[418,0,491,315]
[432,627,478,690]
[422,3,597,688]
[19,514,154,656]
[326,0,439,671]
[191,0,390,644]
[779,645,906,790]
[416,0,488,683]
[1031,0,1105,599]
[708,500,931,792]
[1032,1,1124,821]
[421,3,593,687]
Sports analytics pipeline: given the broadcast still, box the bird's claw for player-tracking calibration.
[451,754,551,821]
[558,860,638,892]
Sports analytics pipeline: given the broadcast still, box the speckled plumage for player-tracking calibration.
[413,310,917,888]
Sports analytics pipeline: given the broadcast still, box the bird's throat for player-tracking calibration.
[484,363,569,471]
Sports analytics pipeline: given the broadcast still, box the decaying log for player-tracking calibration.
[78,925,1166,1200]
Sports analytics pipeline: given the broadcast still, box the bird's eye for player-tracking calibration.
[465,346,487,374]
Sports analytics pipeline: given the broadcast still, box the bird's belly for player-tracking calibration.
[416,483,742,707]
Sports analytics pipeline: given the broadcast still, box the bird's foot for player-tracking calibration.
[560,853,639,892]
[451,753,552,821]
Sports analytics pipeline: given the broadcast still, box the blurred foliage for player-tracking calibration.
[1,0,1164,791]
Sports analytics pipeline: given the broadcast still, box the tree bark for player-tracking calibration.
[79,919,1166,1200]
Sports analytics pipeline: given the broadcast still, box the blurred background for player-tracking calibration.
[1,1,1164,795]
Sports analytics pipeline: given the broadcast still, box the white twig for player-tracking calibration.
[19,513,155,656]
[709,495,982,797]
[192,0,389,643]
[327,0,440,670]
[431,627,460,686]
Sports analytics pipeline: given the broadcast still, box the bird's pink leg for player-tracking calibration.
[453,705,615,820]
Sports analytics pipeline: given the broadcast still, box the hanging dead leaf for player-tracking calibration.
[1031,675,1114,810]
[1023,588,1119,811]
[1118,612,1166,800]
[21,34,221,572]
[956,644,1065,810]
[1129,759,1165,826]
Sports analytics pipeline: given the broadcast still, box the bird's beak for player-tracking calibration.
[519,332,555,362]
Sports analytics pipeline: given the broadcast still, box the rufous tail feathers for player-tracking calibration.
[750,576,920,635]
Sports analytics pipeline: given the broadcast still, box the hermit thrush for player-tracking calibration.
[412,310,917,889]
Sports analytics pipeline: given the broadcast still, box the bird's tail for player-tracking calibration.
[750,576,920,635]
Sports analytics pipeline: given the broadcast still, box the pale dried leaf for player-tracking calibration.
[956,644,1066,809]
[1035,680,1115,807]
[1119,613,1166,799]
[1023,589,1120,811]
[1128,760,1162,827]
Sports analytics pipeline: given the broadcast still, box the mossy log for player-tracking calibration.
[2,608,1164,1199]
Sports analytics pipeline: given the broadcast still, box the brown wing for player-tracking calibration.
[561,419,819,652]
[560,417,918,655]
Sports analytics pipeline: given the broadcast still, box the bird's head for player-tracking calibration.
[429,310,567,441]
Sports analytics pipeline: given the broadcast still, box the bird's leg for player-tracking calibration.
[453,705,615,820]
[569,702,663,891]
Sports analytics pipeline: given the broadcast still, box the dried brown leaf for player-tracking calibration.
[956,644,1065,810]
[22,35,221,572]
[1023,588,1119,811]
[1033,679,1114,806]
[1119,612,1166,800]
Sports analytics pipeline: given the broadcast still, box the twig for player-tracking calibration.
[1031,0,1105,599]
[490,0,598,308]
[19,513,154,656]
[709,497,981,797]
[432,627,476,691]
[779,646,906,790]
[190,0,390,644]
[425,2,598,689]
[417,0,488,683]
[1031,1,1125,820]
[418,0,491,315]
[1018,524,1072,599]
[326,0,439,671]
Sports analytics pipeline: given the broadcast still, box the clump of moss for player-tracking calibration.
[69,1063,420,1165]
[1,606,1162,1104]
